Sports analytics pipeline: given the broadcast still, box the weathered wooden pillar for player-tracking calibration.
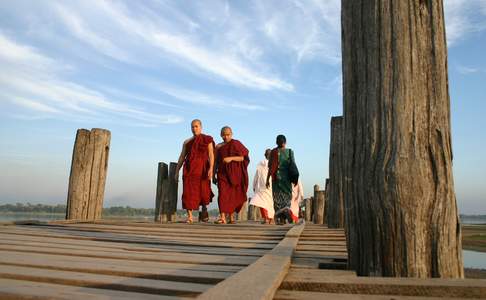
[324,178,330,225]
[248,204,261,221]
[66,128,110,220]
[313,185,325,224]
[238,200,248,221]
[342,0,463,277]
[327,116,345,228]
[248,204,255,221]
[304,198,313,222]
[255,206,262,221]
[315,191,325,225]
[168,162,178,222]
[312,185,318,223]
[155,163,168,222]
[155,161,178,223]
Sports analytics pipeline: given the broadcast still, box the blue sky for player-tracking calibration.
[0,0,485,214]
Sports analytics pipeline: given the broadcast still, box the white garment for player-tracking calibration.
[290,179,304,220]
[249,159,275,219]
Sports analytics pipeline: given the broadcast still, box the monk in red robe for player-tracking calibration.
[175,119,214,223]
[213,126,249,224]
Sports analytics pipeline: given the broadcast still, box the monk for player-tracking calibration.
[175,119,214,223]
[213,126,249,224]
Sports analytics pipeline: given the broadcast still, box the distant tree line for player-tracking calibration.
[0,203,66,214]
[103,206,154,216]
[0,203,155,216]
[461,214,486,220]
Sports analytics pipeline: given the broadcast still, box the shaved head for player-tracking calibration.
[220,126,232,135]
[220,126,233,143]
[191,119,202,135]
[191,119,202,126]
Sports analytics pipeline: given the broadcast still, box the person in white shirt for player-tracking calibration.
[290,179,304,223]
[249,149,274,224]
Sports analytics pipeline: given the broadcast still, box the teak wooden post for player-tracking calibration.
[324,178,330,225]
[238,200,248,221]
[155,161,178,223]
[327,116,345,228]
[247,204,254,221]
[304,198,313,222]
[168,162,178,222]
[255,206,262,221]
[312,184,319,222]
[155,163,168,222]
[342,0,463,277]
[248,204,261,221]
[313,191,325,225]
[66,128,110,220]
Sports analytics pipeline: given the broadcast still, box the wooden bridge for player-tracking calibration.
[0,221,485,299]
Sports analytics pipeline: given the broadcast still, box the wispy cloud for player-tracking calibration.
[444,0,486,46]
[257,0,341,64]
[456,64,481,75]
[48,0,294,92]
[152,82,266,111]
[0,33,56,68]
[11,97,62,114]
[53,4,132,63]
[0,33,183,126]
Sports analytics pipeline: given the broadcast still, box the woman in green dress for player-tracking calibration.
[266,135,296,224]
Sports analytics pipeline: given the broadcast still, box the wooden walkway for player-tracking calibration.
[0,221,485,299]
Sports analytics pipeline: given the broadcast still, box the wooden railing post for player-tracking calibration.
[155,161,178,223]
[313,191,325,225]
[342,0,463,277]
[304,198,313,222]
[237,199,248,221]
[155,162,168,222]
[168,162,178,222]
[327,116,345,228]
[66,128,110,220]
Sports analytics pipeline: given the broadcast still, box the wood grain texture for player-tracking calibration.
[341,0,463,277]
[326,116,345,228]
[66,128,110,220]
[197,225,305,300]
[313,191,325,225]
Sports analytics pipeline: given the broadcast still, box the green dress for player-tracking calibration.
[273,148,293,212]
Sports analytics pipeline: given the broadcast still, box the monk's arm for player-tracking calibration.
[213,144,220,184]
[223,156,244,163]
[175,142,187,180]
[208,143,214,179]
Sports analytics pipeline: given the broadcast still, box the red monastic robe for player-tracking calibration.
[216,139,250,214]
[182,134,214,210]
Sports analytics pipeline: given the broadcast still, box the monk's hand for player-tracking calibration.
[223,157,232,164]
[208,168,213,180]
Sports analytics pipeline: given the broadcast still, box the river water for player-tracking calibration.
[463,250,486,269]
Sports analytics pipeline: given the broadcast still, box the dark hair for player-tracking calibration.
[276,135,286,148]
[264,148,272,159]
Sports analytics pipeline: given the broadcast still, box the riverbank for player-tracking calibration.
[465,268,486,279]
[462,225,486,279]
[463,224,486,252]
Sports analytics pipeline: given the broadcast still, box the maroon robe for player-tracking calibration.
[216,139,250,214]
[182,134,214,210]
